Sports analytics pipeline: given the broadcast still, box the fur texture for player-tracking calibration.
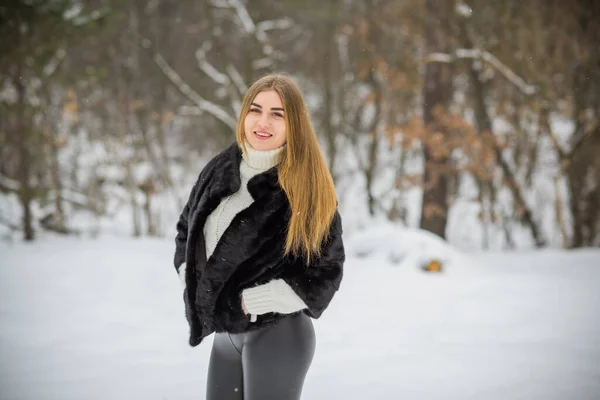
[174,143,345,347]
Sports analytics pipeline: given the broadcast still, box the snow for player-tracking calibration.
[257,18,294,33]
[0,192,21,238]
[1,228,599,400]
[345,220,473,270]
[455,2,473,18]
[63,3,84,21]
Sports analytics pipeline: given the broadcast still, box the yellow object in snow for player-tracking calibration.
[423,259,442,272]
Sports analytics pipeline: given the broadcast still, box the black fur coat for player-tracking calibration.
[174,142,345,347]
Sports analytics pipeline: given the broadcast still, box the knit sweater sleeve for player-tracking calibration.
[242,279,308,315]
[243,211,345,318]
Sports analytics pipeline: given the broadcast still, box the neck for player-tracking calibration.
[242,141,284,171]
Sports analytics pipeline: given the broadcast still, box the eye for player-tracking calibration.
[273,112,284,118]
[249,108,261,114]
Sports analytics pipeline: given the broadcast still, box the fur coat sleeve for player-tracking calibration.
[173,155,219,274]
[174,197,192,273]
[280,211,345,319]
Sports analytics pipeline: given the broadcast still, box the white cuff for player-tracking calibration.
[242,279,307,315]
[178,262,186,290]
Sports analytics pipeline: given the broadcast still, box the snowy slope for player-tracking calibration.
[0,230,599,400]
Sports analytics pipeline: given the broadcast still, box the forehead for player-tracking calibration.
[252,90,283,108]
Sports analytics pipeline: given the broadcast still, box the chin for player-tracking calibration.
[248,139,277,151]
[257,143,277,151]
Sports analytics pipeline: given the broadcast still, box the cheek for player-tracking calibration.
[244,116,253,131]
[277,121,287,137]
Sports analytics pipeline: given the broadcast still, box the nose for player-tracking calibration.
[257,112,270,127]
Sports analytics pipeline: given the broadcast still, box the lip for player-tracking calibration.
[254,130,272,140]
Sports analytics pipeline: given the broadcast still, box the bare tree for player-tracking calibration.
[419,0,454,239]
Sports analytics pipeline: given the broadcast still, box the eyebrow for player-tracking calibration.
[251,102,284,112]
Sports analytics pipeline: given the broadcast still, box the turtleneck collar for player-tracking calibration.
[241,141,285,172]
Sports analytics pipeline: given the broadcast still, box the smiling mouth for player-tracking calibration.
[255,131,272,138]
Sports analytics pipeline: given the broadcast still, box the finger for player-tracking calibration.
[241,298,248,315]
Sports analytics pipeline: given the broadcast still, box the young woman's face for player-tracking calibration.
[244,90,287,151]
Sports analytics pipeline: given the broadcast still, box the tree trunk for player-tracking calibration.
[363,8,383,217]
[419,0,452,238]
[566,60,600,247]
[389,137,409,224]
[322,0,338,181]
[46,120,66,231]
[142,185,156,237]
[15,54,34,241]
[365,127,379,216]
[117,81,141,237]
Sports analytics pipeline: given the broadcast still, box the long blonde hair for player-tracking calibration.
[236,74,338,263]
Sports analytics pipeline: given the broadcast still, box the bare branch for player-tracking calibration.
[217,0,288,63]
[71,6,110,26]
[257,18,293,33]
[178,106,204,116]
[228,0,256,34]
[546,128,567,160]
[478,50,536,95]
[545,109,596,163]
[209,0,230,7]
[154,53,236,129]
[426,48,537,95]
[43,47,66,77]
[252,57,274,70]
[539,108,568,161]
[425,52,453,63]
[337,33,351,74]
[195,41,230,85]
[570,121,597,157]
[225,63,246,101]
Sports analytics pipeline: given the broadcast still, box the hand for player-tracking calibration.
[178,263,187,291]
[241,296,248,315]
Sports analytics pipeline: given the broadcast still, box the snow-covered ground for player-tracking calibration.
[1,229,599,400]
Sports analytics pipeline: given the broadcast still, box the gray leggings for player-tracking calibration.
[206,313,316,400]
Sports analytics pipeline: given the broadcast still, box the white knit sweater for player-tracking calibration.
[204,143,281,258]
[179,142,307,322]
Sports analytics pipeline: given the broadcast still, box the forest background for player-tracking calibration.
[1,0,599,251]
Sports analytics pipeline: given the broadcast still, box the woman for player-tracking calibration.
[173,74,345,400]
